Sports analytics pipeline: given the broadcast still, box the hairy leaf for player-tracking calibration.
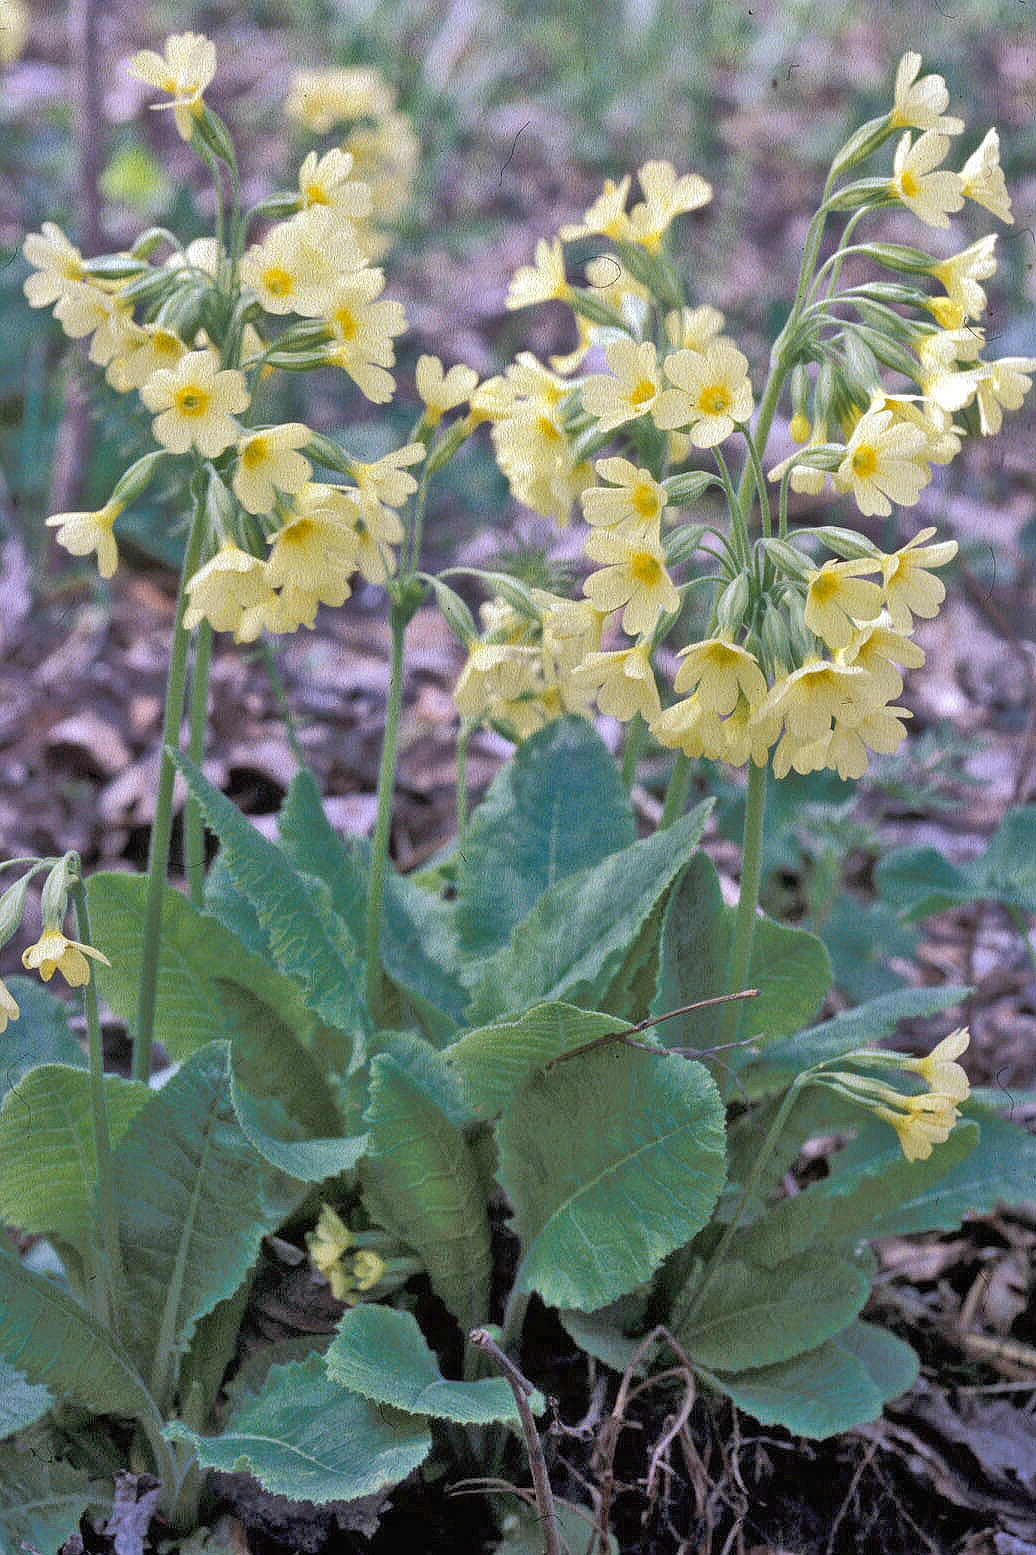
[0,979,85,1104]
[444,1002,633,1119]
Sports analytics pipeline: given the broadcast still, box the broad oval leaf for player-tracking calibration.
[454,717,635,956]
[676,1251,872,1372]
[0,1356,52,1438]
[444,1002,633,1119]
[361,1054,492,1330]
[165,1354,431,1503]
[326,1305,526,1425]
[0,1066,150,1245]
[497,1045,726,1311]
[0,1444,104,1555]
[705,1320,919,1439]
[0,979,85,1104]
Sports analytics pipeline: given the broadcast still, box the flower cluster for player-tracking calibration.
[0,853,112,1034]
[305,1204,421,1306]
[818,1027,972,1161]
[453,57,1034,783]
[24,35,474,643]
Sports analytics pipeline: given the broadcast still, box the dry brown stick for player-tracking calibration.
[469,1328,561,1555]
[547,991,760,1069]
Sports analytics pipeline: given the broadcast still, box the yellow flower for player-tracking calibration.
[415,354,478,423]
[52,285,137,368]
[507,237,572,309]
[569,645,661,723]
[559,175,633,243]
[890,53,964,134]
[533,592,605,681]
[873,1092,960,1162]
[879,527,957,631]
[583,524,680,637]
[959,129,1013,224]
[22,926,111,988]
[665,304,725,351]
[626,160,712,252]
[824,703,912,779]
[284,66,395,134]
[834,408,930,518]
[232,424,313,515]
[759,658,873,743]
[22,223,85,309]
[240,209,363,318]
[296,148,371,220]
[341,110,419,233]
[351,444,425,512]
[673,636,768,715]
[0,0,28,65]
[890,131,964,228]
[839,615,926,701]
[183,544,277,643]
[653,340,754,448]
[652,693,727,760]
[306,1203,353,1272]
[902,1027,971,1102]
[126,32,217,141]
[0,977,20,1032]
[453,643,541,722]
[972,357,1036,437]
[804,559,885,652]
[108,324,188,392]
[915,329,982,416]
[140,349,250,457]
[582,457,668,529]
[931,235,998,320]
[581,338,663,433]
[264,502,358,613]
[321,269,407,403]
[46,500,123,579]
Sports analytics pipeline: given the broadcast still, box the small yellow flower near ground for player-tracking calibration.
[570,645,662,723]
[583,524,680,637]
[0,0,28,65]
[804,558,885,652]
[183,544,277,643]
[559,174,633,244]
[507,238,572,310]
[415,355,479,424]
[22,223,85,309]
[959,129,1013,223]
[22,926,111,988]
[0,977,20,1032]
[232,424,313,514]
[296,148,372,221]
[126,32,217,141]
[673,636,769,716]
[581,338,664,433]
[582,457,668,529]
[930,235,998,321]
[890,53,964,135]
[284,66,395,134]
[46,500,123,579]
[972,357,1036,437]
[834,407,931,518]
[653,340,755,447]
[141,349,250,457]
[903,1027,971,1102]
[321,269,407,403]
[626,160,712,252]
[890,131,964,228]
[878,528,958,631]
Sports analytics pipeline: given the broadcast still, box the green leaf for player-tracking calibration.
[326,1305,525,1424]
[496,1500,617,1555]
[737,984,973,1100]
[0,1066,150,1244]
[706,1321,919,1439]
[0,1245,160,1424]
[444,1002,633,1119]
[467,802,713,1024]
[676,1251,872,1371]
[821,896,915,1004]
[0,1357,52,1438]
[874,846,973,921]
[0,1442,104,1555]
[0,979,85,1103]
[171,754,369,1037]
[230,1068,367,1183]
[497,1045,726,1311]
[111,1042,279,1400]
[454,717,635,955]
[973,803,1036,911]
[361,1054,492,1329]
[165,1354,431,1503]
[652,852,832,1050]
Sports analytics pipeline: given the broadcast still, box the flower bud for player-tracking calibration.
[568,291,629,331]
[715,572,749,636]
[663,470,716,505]
[111,450,166,507]
[425,577,478,644]
[40,855,76,928]
[0,874,30,949]
[663,522,706,567]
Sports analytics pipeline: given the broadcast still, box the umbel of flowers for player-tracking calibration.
[456,53,1034,787]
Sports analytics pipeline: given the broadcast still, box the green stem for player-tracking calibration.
[675,1072,809,1331]
[718,758,767,1051]
[133,500,209,1082]
[659,750,693,829]
[184,621,212,908]
[621,712,648,791]
[455,721,471,846]
[365,600,408,1022]
[70,879,123,1325]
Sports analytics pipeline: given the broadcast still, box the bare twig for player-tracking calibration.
[469,1328,561,1555]
[547,991,760,1069]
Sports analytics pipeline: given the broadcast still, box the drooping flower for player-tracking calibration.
[839,615,926,701]
[672,636,768,716]
[22,223,85,310]
[182,544,277,642]
[803,558,885,652]
[872,1092,961,1162]
[22,926,111,988]
[890,131,964,228]
[972,357,1036,437]
[570,645,662,723]
[415,354,479,424]
[930,235,998,321]
[140,349,250,456]
[902,1027,971,1102]
[321,268,407,403]
[653,340,754,447]
[878,528,958,631]
[959,128,1013,223]
[507,238,572,309]
[126,32,217,141]
[890,53,964,135]
[46,500,123,579]
[0,977,20,1032]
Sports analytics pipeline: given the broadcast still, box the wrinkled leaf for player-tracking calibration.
[444,1002,632,1119]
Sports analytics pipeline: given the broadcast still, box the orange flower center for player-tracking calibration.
[851,445,879,479]
[699,384,731,417]
[174,386,210,417]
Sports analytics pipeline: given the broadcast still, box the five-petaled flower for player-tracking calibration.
[140,350,250,457]
[22,927,111,988]
[127,32,217,141]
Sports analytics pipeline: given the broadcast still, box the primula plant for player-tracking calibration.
[2,40,1036,1553]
